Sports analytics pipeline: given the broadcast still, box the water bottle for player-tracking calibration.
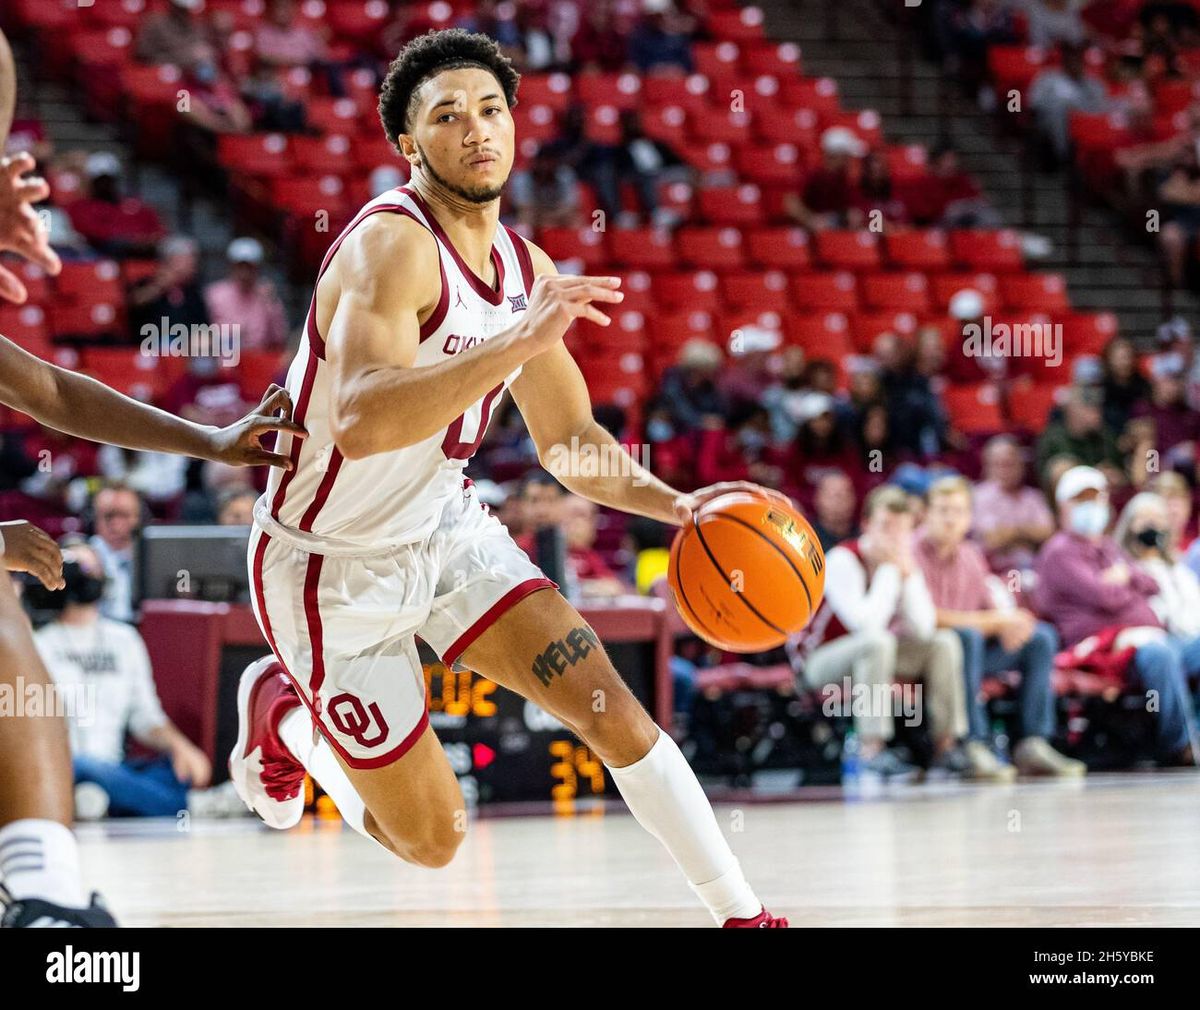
[841,729,861,789]
[991,719,1011,764]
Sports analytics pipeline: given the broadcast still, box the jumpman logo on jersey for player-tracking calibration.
[455,288,467,309]
[508,293,527,313]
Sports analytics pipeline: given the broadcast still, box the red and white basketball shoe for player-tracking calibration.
[229,655,307,830]
[723,907,789,928]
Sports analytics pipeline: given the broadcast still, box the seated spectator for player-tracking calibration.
[1101,336,1151,435]
[34,541,244,818]
[88,482,143,624]
[592,109,685,227]
[851,150,908,228]
[514,470,566,557]
[628,1,695,75]
[177,61,253,136]
[17,425,100,512]
[972,435,1056,576]
[1153,141,1200,289]
[204,237,289,353]
[1133,352,1200,460]
[66,152,166,259]
[1024,0,1088,49]
[695,402,784,489]
[129,235,210,341]
[902,142,1001,228]
[786,393,862,497]
[875,331,947,459]
[785,486,972,780]
[717,324,782,411]
[163,353,253,428]
[254,0,332,72]
[918,476,1083,776]
[561,494,630,598]
[810,470,859,551]
[507,147,581,232]
[659,339,726,432]
[761,346,809,442]
[1147,471,1196,552]
[570,1,631,72]
[135,0,221,72]
[97,444,188,514]
[240,58,309,133]
[1035,466,1197,765]
[1115,494,1200,675]
[1029,44,1110,165]
[937,0,1019,99]
[1036,385,1123,488]
[784,127,864,231]
[217,486,258,525]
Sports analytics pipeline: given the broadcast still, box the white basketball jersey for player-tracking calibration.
[261,184,535,548]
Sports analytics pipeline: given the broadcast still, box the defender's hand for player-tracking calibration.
[206,384,308,468]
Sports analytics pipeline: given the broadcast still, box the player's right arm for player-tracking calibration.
[325,213,623,460]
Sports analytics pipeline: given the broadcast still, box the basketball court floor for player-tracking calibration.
[77,771,1200,927]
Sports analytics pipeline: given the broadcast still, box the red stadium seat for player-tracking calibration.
[736,143,803,186]
[577,72,643,110]
[50,302,123,343]
[782,312,853,355]
[678,141,735,174]
[852,311,919,351]
[0,261,52,304]
[688,106,753,145]
[612,271,656,315]
[1001,273,1070,313]
[218,134,295,179]
[641,74,713,113]
[675,227,747,269]
[1008,382,1060,432]
[0,305,52,355]
[706,6,767,43]
[583,104,624,144]
[304,98,363,135]
[518,73,574,110]
[943,383,1004,434]
[271,175,349,217]
[745,227,811,269]
[814,230,881,270]
[780,77,841,115]
[950,229,1024,271]
[535,227,609,271]
[860,272,931,313]
[987,45,1050,94]
[512,103,561,144]
[653,271,723,311]
[81,348,177,403]
[720,270,791,311]
[740,41,803,78]
[290,134,356,176]
[326,1,391,45]
[647,309,719,352]
[55,261,123,306]
[791,271,859,311]
[931,272,1000,313]
[641,105,690,149]
[608,227,677,269]
[692,42,742,81]
[884,230,951,271]
[696,185,765,226]
[1059,312,1119,356]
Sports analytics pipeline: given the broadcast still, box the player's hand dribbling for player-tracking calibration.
[205,383,309,468]
[519,274,624,352]
[0,519,64,590]
[673,481,796,526]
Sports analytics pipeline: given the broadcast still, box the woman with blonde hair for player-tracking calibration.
[1146,471,1195,554]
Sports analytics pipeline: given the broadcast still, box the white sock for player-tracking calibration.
[0,819,88,907]
[276,707,386,851]
[605,727,762,924]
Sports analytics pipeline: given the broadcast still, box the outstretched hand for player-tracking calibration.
[206,383,308,468]
[0,153,61,304]
[672,480,795,526]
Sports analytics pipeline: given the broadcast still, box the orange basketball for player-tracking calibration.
[667,490,826,652]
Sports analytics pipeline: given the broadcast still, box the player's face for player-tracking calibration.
[406,67,515,205]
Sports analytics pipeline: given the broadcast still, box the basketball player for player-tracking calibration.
[0,25,307,928]
[230,30,788,927]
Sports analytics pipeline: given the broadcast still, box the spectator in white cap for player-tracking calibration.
[783,127,865,231]
[66,152,165,258]
[1035,465,1198,766]
[203,236,288,353]
[129,234,209,338]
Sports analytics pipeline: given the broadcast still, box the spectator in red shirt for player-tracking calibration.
[901,142,1001,227]
[561,494,630,597]
[66,153,165,259]
[695,403,784,489]
[783,127,864,231]
[571,1,631,72]
[1133,352,1200,459]
[851,150,908,228]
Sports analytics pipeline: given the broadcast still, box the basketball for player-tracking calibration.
[668,491,826,653]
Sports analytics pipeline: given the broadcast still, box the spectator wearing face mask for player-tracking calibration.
[1115,491,1200,680]
[33,541,246,819]
[1035,467,1197,765]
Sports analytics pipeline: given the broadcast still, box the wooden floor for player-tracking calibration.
[77,771,1200,927]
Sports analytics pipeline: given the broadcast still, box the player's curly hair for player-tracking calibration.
[378,29,521,147]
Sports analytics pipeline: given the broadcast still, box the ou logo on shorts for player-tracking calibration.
[328,692,390,748]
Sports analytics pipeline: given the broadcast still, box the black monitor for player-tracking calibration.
[136,525,252,605]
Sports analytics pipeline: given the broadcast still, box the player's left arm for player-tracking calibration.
[0,334,306,468]
[509,239,789,525]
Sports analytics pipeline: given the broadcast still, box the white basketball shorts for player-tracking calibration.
[247,481,557,769]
